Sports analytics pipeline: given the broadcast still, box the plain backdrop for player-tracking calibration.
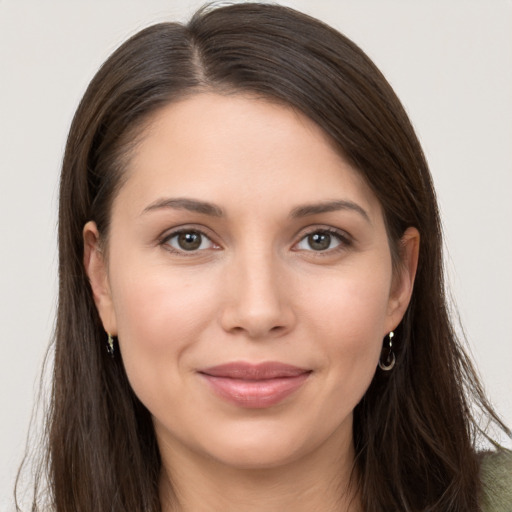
[1,0,511,507]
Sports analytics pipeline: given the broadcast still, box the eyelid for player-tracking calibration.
[292,225,353,252]
[156,223,353,256]
[158,225,221,255]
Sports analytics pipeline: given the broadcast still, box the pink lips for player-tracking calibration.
[199,362,311,408]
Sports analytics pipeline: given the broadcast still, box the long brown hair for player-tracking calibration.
[17,3,510,511]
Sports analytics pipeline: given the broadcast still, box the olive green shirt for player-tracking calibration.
[480,449,512,512]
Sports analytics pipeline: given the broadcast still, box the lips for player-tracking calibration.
[198,362,311,408]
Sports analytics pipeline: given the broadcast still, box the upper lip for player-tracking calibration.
[199,362,310,380]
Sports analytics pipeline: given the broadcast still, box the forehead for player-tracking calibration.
[113,92,382,222]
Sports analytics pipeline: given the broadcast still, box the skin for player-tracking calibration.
[84,93,419,512]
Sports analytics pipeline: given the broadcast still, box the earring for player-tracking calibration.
[106,332,115,357]
[378,331,396,371]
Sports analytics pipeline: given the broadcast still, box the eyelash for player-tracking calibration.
[294,227,352,256]
[159,226,352,256]
[160,227,218,256]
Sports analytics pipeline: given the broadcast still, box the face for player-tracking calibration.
[84,93,418,471]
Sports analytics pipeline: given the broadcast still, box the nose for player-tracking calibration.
[219,249,296,340]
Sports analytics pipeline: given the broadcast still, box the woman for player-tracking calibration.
[16,3,511,511]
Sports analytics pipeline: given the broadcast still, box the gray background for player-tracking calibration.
[1,0,511,507]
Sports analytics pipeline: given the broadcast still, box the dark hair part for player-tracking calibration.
[17,3,510,511]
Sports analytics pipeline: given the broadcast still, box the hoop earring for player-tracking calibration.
[378,331,395,371]
[106,332,115,357]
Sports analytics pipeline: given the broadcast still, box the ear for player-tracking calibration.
[83,221,117,335]
[385,227,420,332]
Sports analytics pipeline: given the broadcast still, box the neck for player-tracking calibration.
[159,430,361,512]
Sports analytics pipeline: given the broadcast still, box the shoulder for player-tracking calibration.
[479,449,512,512]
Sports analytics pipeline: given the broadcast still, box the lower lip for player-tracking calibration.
[200,373,311,408]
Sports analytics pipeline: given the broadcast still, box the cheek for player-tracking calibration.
[306,263,392,336]
[109,261,219,397]
[113,264,216,341]
[302,266,392,389]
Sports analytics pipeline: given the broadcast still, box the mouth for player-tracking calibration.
[198,362,312,409]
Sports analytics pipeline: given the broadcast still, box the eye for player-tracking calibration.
[295,229,346,252]
[163,230,216,253]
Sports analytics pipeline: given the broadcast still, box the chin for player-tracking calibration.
[208,439,308,470]
[193,417,341,471]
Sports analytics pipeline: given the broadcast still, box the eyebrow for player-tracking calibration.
[290,200,370,223]
[141,197,370,223]
[142,198,224,217]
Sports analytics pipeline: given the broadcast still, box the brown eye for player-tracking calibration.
[177,232,202,250]
[296,230,343,252]
[307,232,332,251]
[165,230,214,252]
